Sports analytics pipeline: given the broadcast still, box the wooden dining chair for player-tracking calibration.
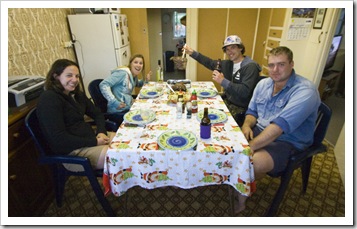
[25,108,116,217]
[265,102,332,216]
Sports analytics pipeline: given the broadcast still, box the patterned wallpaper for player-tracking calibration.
[8,8,76,77]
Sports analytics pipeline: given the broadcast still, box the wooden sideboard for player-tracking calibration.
[8,100,54,216]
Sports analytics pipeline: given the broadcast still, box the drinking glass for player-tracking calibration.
[140,109,150,121]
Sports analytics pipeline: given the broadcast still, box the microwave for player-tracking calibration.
[74,8,121,14]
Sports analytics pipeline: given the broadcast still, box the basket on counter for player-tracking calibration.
[170,56,187,70]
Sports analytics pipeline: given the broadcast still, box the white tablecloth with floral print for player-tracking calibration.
[103,81,256,197]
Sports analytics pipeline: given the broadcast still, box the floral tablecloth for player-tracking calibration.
[103,81,255,197]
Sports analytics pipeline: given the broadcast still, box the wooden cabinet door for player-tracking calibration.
[196,8,259,90]
[254,8,272,69]
[8,124,54,217]
[196,8,227,85]
[256,8,287,76]
[227,8,259,57]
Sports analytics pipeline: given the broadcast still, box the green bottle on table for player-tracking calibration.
[200,107,211,139]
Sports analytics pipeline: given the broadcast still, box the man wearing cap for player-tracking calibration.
[183,35,261,126]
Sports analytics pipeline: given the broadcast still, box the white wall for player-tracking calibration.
[147,9,163,80]
[280,8,342,86]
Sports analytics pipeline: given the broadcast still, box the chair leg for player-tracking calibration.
[265,169,294,217]
[228,185,235,216]
[301,157,313,193]
[124,192,129,217]
[87,174,116,217]
[53,166,67,207]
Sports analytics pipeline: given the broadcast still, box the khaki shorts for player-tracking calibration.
[63,132,115,172]
[63,145,107,172]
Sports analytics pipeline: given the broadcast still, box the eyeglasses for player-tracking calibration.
[267,62,288,69]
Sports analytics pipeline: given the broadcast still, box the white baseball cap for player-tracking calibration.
[222,35,242,49]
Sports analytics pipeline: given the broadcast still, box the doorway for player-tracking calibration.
[319,8,345,146]
[147,8,186,81]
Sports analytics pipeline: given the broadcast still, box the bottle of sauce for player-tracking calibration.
[215,59,222,73]
[200,107,211,139]
[191,90,198,113]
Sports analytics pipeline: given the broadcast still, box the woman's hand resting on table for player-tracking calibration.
[96,133,110,145]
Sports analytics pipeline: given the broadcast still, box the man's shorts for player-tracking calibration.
[253,126,299,175]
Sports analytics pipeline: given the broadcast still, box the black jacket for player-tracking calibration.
[191,51,261,108]
[36,89,107,155]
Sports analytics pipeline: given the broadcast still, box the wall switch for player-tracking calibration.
[63,41,73,48]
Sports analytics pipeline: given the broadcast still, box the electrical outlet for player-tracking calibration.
[63,41,73,48]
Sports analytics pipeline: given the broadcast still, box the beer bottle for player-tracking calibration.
[200,107,211,139]
[215,59,222,73]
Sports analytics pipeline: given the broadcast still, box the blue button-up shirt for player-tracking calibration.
[246,70,321,150]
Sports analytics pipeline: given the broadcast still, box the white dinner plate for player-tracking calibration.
[196,88,217,98]
[123,109,156,125]
[140,87,163,98]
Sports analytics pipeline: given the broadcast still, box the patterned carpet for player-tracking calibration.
[43,142,345,217]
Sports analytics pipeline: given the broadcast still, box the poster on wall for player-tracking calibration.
[287,8,315,40]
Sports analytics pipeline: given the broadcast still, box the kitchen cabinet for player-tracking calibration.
[254,8,286,76]
[196,8,259,90]
[8,100,54,217]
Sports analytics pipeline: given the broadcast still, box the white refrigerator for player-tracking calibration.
[68,13,131,97]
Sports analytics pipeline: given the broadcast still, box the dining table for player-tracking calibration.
[102,81,256,199]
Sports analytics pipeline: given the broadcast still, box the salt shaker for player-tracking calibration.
[186,101,192,119]
[176,98,183,119]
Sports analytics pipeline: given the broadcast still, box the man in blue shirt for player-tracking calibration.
[235,46,321,214]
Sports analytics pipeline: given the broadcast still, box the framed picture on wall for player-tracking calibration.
[313,8,327,29]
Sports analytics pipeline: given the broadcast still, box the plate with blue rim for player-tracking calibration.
[196,88,217,98]
[158,130,197,151]
[140,87,162,98]
[123,109,156,125]
[196,108,227,124]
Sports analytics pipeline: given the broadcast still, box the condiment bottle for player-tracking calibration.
[178,90,185,113]
[191,90,198,114]
[200,107,211,139]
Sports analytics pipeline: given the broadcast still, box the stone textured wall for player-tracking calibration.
[8,8,76,77]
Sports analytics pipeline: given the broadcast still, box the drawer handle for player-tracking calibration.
[9,175,17,180]
[13,133,20,138]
